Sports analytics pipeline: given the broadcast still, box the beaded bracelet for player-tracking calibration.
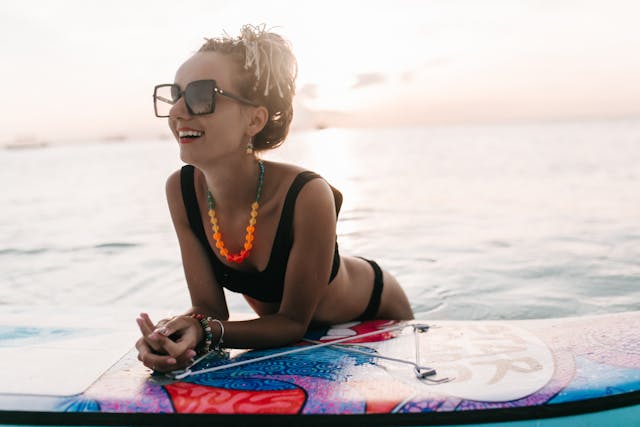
[191,314,224,354]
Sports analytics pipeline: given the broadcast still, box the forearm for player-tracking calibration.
[201,313,307,350]
[185,305,229,321]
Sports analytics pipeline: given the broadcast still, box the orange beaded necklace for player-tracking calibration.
[207,159,264,264]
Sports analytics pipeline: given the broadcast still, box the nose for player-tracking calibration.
[169,96,191,120]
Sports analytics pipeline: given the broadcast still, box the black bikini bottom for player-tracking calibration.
[355,258,384,321]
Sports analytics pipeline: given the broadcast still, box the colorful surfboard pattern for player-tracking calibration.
[1,313,639,419]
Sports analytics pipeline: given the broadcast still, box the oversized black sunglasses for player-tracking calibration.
[153,79,258,118]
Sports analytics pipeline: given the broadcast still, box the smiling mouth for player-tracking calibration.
[178,129,204,144]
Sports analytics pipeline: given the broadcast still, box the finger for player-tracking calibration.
[138,337,197,372]
[135,337,149,359]
[138,334,168,361]
[138,319,167,354]
[140,350,178,373]
[139,313,156,332]
[153,315,189,337]
[155,316,174,328]
[160,347,198,371]
[136,317,154,337]
[145,330,185,358]
[164,315,202,339]
[172,320,200,348]
[142,315,201,359]
[173,350,198,370]
[137,339,172,366]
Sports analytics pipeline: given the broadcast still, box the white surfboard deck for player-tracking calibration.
[0,306,141,396]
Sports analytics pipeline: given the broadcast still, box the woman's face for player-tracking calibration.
[169,52,249,164]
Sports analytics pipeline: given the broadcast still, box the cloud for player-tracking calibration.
[352,73,386,89]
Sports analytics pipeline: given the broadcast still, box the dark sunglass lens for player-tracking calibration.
[185,80,216,115]
[170,85,181,102]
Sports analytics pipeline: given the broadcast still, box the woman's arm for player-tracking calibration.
[136,170,230,372]
[165,170,230,319]
[156,177,338,351]
[209,178,339,348]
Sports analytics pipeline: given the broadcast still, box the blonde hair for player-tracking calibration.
[199,25,298,151]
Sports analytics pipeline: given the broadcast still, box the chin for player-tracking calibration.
[179,145,213,168]
[179,145,195,165]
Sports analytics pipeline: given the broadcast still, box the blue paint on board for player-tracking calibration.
[0,326,96,347]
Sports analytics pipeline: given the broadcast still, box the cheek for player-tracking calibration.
[168,118,178,137]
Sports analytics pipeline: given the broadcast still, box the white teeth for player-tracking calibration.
[178,130,204,138]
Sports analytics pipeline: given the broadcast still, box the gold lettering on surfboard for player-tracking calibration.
[405,322,554,401]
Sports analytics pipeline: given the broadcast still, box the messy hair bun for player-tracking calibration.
[199,25,298,151]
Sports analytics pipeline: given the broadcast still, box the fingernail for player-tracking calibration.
[168,358,177,365]
[188,350,197,358]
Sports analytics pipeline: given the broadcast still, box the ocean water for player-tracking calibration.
[1,119,639,320]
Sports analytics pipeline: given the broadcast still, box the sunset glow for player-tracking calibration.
[1,0,639,143]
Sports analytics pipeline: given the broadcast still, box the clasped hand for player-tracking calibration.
[135,313,201,373]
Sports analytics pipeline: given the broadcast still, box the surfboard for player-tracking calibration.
[1,308,639,426]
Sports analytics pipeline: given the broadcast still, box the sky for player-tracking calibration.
[1,0,640,143]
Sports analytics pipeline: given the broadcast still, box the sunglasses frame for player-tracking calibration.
[153,79,258,118]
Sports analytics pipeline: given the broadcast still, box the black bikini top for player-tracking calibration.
[180,165,343,303]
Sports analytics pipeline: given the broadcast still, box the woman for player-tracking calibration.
[136,25,413,373]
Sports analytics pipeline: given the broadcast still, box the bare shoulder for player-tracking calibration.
[165,168,185,204]
[294,179,338,233]
[297,175,335,205]
[262,160,305,197]
[165,168,182,192]
[165,168,189,224]
[262,160,336,219]
[262,160,305,183]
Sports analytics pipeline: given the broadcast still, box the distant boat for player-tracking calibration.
[4,136,48,150]
[101,134,128,143]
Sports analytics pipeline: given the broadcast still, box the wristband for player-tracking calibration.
[209,318,225,351]
[191,314,224,354]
